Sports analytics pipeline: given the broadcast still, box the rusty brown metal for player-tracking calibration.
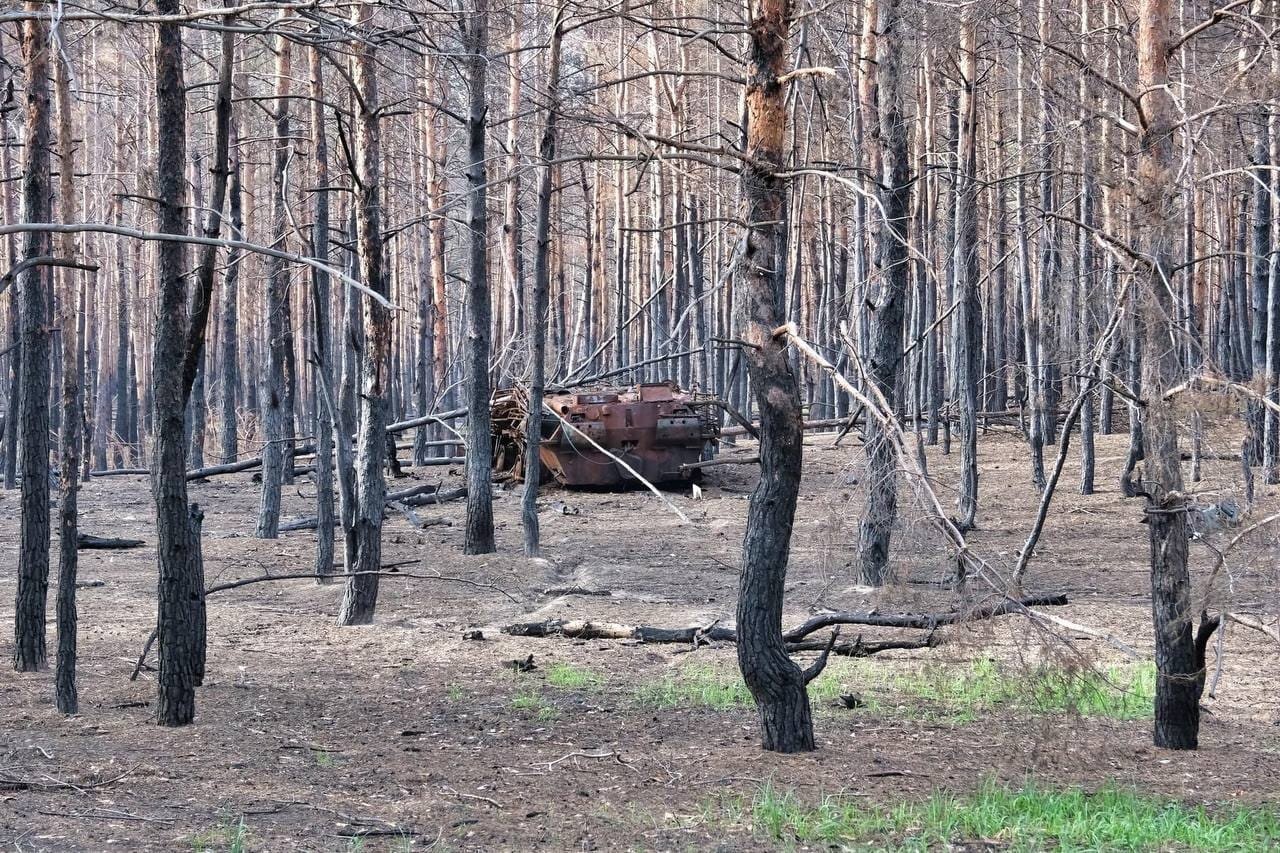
[491,382,719,487]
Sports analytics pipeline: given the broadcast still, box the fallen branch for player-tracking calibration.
[77,534,145,550]
[502,596,1066,647]
[280,486,465,531]
[679,455,759,471]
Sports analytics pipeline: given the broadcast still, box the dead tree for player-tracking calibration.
[13,3,53,674]
[255,29,295,539]
[953,15,981,531]
[151,0,200,725]
[736,0,818,753]
[337,3,390,625]
[53,46,80,712]
[1136,0,1206,750]
[309,43,336,582]
[856,0,913,585]
[462,0,496,555]
[522,7,565,557]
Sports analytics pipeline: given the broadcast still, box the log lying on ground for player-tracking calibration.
[503,594,1068,647]
[77,533,145,550]
[503,619,936,657]
[279,485,466,532]
[721,416,853,438]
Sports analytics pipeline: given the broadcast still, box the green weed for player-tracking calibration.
[545,662,603,689]
[733,779,1280,851]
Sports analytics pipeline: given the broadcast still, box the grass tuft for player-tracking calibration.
[736,779,1280,851]
[634,658,1154,723]
[545,662,604,689]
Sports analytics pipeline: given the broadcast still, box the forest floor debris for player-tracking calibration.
[2,430,1279,850]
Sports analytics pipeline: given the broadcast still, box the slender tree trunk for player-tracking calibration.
[463,0,496,555]
[1136,0,1203,751]
[737,0,814,754]
[338,3,390,625]
[310,45,336,582]
[522,8,564,558]
[953,16,981,531]
[152,0,200,725]
[256,31,294,538]
[219,127,242,463]
[53,48,80,712]
[857,0,912,585]
[13,4,53,673]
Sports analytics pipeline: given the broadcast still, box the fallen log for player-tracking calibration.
[77,533,145,550]
[502,594,1068,646]
[781,593,1068,642]
[385,407,468,434]
[279,485,466,531]
[721,416,852,438]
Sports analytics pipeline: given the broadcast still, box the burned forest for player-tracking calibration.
[3,0,1280,848]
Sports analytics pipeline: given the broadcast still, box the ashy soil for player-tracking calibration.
[2,427,1279,851]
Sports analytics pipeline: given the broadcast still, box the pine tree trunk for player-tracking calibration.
[1136,0,1202,751]
[737,0,813,754]
[857,0,912,586]
[53,48,80,711]
[152,0,200,725]
[463,0,496,556]
[338,3,390,625]
[14,5,53,673]
[522,9,563,558]
[310,45,336,582]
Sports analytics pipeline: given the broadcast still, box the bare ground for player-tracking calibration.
[2,427,1279,851]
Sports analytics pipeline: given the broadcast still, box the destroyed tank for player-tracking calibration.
[491,382,719,487]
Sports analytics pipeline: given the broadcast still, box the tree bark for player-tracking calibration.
[463,0,496,555]
[1136,0,1201,751]
[737,0,814,754]
[53,47,80,711]
[337,2,389,625]
[152,0,200,725]
[856,0,912,585]
[13,3,53,673]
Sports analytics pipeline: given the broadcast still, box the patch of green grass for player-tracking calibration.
[733,779,1280,851]
[446,683,465,701]
[312,748,336,768]
[545,662,604,689]
[190,817,250,853]
[633,658,1152,723]
[511,687,559,721]
[635,662,860,711]
[887,659,1155,723]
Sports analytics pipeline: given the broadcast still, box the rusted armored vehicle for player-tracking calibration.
[492,382,719,487]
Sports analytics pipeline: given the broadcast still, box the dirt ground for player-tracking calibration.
[3,426,1279,851]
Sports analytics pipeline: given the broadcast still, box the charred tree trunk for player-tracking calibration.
[310,45,336,583]
[856,0,912,586]
[53,48,80,712]
[337,4,389,625]
[255,33,294,539]
[1137,0,1202,751]
[463,0,496,555]
[13,5,53,673]
[152,0,200,725]
[737,0,814,754]
[522,9,564,558]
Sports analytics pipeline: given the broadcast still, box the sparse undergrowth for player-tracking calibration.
[630,658,1156,722]
[718,779,1280,852]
